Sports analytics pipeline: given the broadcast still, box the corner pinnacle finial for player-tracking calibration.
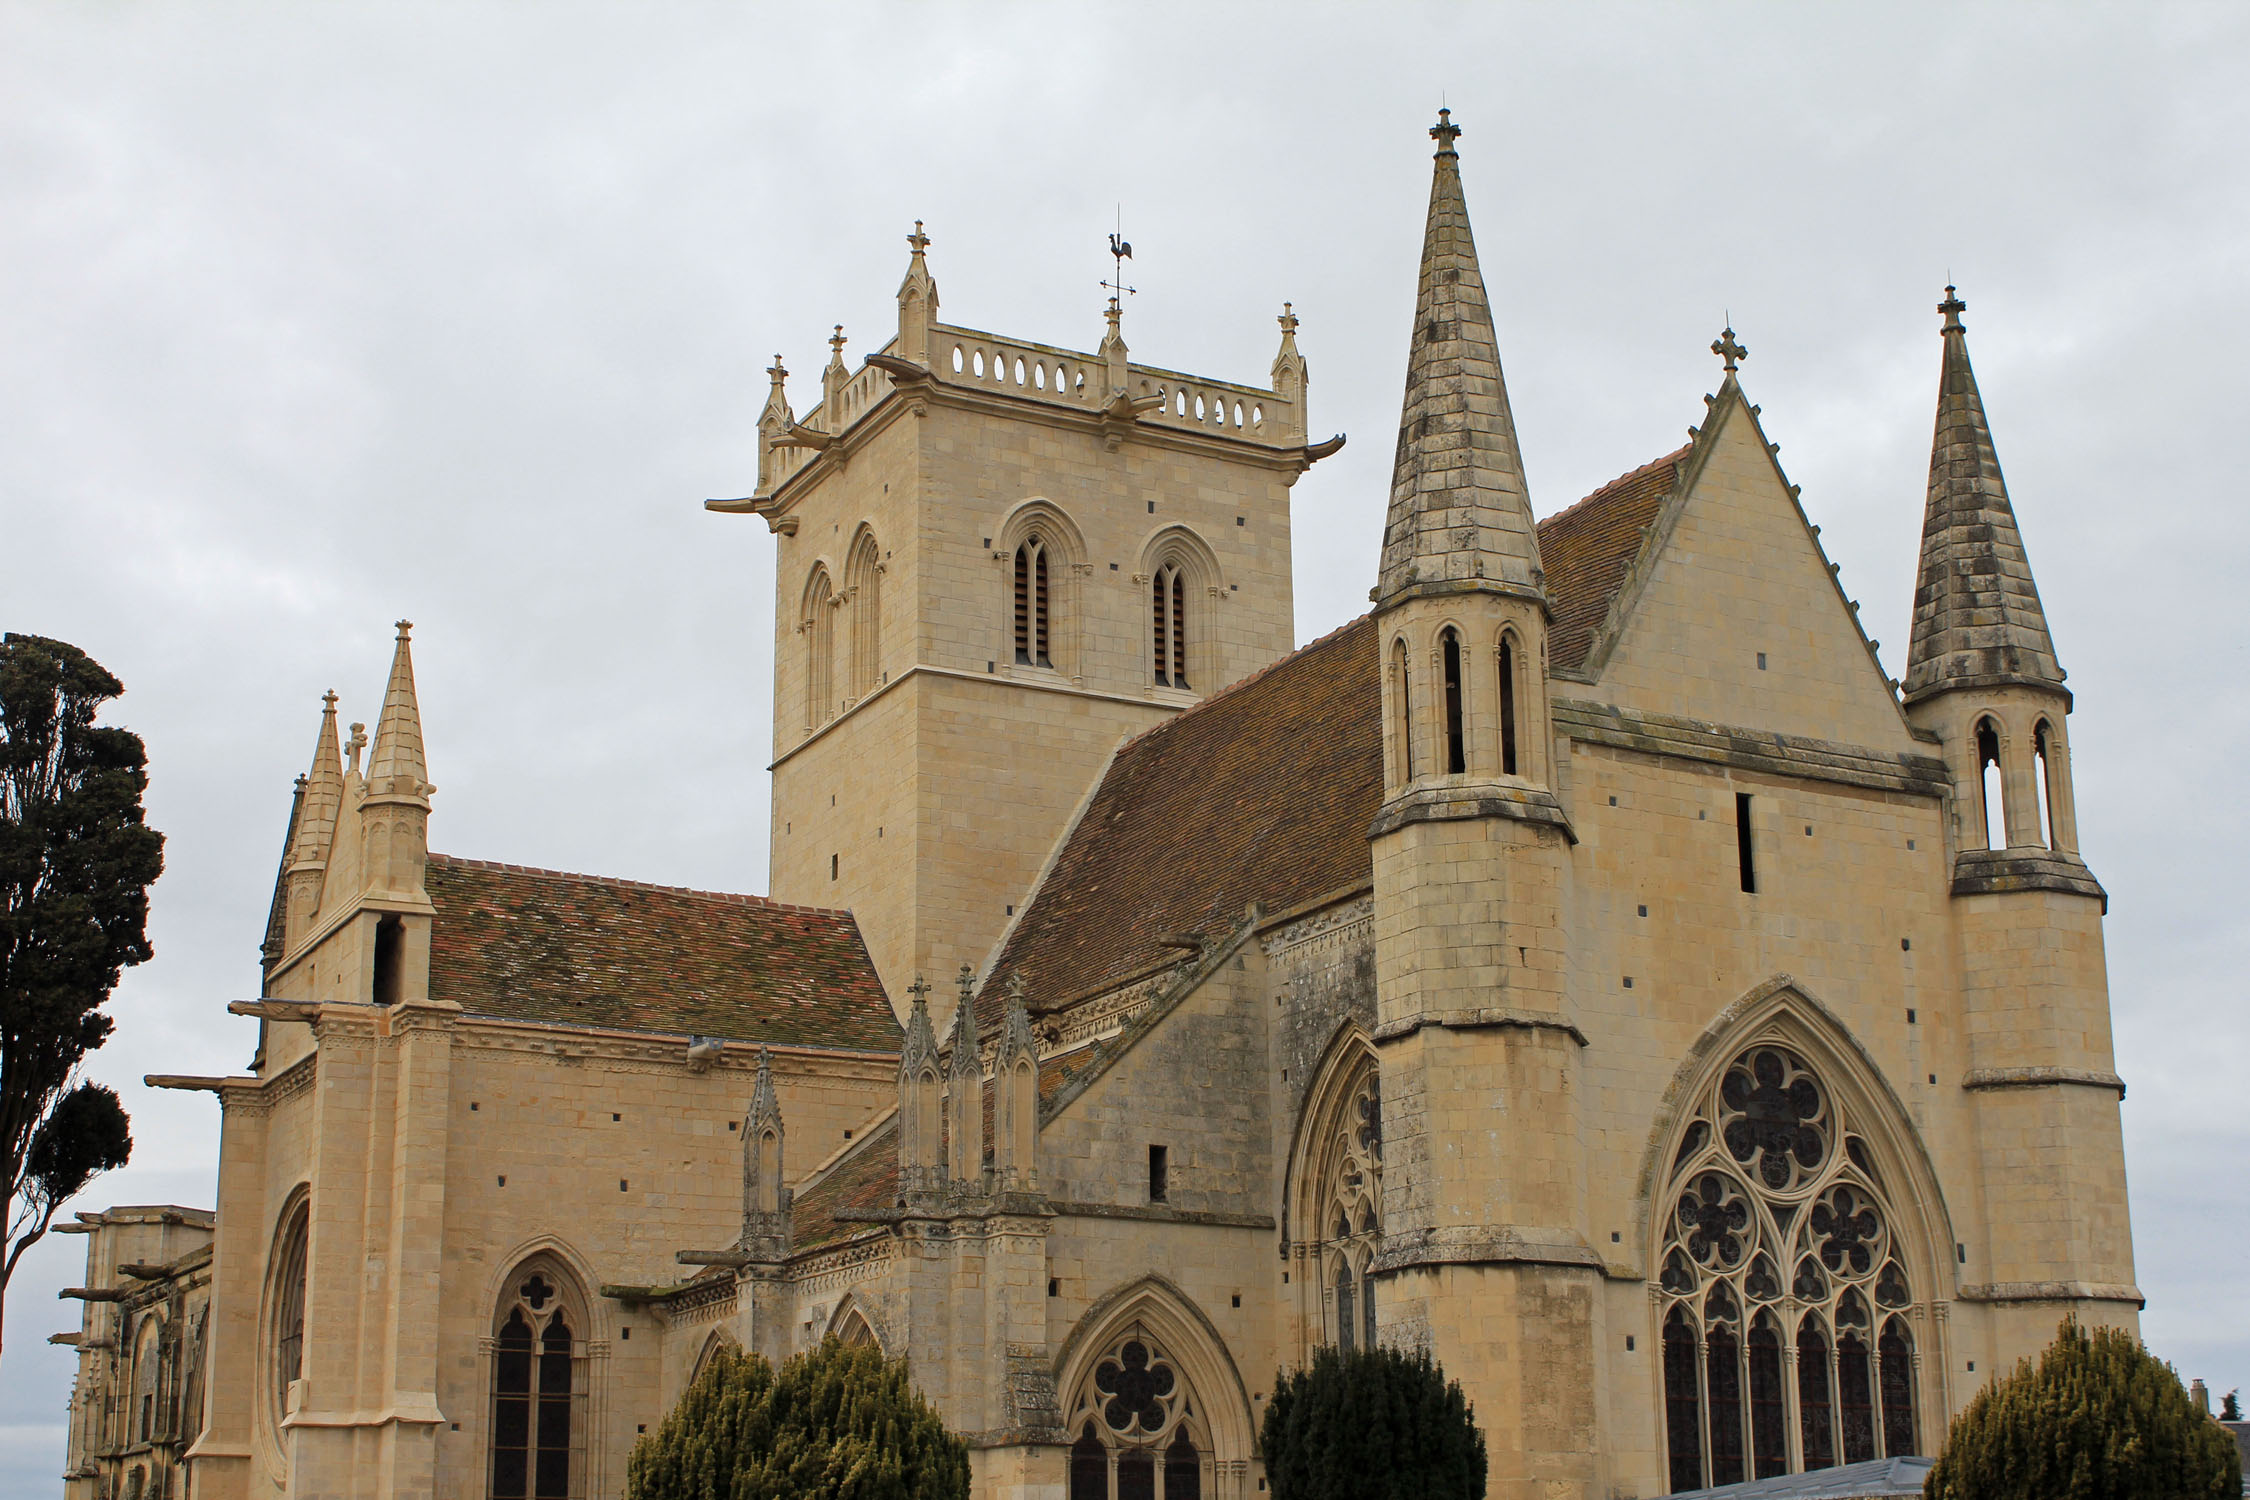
[908,220,930,257]
[322,689,338,710]
[394,619,412,640]
[767,354,787,387]
[1430,107,1462,157]
[829,325,847,360]
[1939,284,1966,332]
[1278,301,1299,337]
[1712,324,1748,374]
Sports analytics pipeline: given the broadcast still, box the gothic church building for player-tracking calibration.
[82,113,2135,1500]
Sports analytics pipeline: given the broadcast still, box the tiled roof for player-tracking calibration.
[982,449,1684,1015]
[424,855,900,1051]
[1538,446,1686,673]
[789,1116,898,1253]
[982,616,1384,1017]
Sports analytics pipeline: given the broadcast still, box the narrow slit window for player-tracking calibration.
[2033,720,2056,849]
[1151,562,1189,687]
[1976,719,2004,850]
[1498,635,1519,776]
[1147,1144,1168,1203]
[371,915,402,1006]
[1014,535,1053,668]
[1736,793,1757,893]
[1391,639,1414,781]
[1440,629,1466,775]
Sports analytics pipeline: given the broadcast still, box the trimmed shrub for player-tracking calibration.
[1261,1343,1485,1500]
[1926,1316,2240,1500]
[625,1336,969,1500]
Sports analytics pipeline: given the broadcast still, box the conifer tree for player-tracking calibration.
[1261,1344,1485,1500]
[1925,1316,2239,1500]
[625,1336,968,1500]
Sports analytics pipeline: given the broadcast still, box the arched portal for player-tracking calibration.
[1055,1278,1253,1500]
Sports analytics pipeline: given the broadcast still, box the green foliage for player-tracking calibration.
[625,1336,969,1500]
[2223,1389,2242,1423]
[1261,1343,1486,1500]
[0,634,160,1352]
[1926,1316,2241,1500]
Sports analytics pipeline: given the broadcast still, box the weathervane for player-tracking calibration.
[1102,211,1135,302]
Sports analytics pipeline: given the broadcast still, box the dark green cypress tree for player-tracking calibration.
[625,1337,968,1500]
[1262,1344,1485,1500]
[1926,1316,2240,1500]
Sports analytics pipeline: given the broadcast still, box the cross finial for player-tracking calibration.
[956,962,976,1003]
[906,973,931,1003]
[1006,971,1028,1003]
[1277,301,1299,337]
[1430,108,1462,157]
[345,722,367,773]
[1711,324,1748,374]
[767,354,788,387]
[322,689,338,709]
[907,220,930,257]
[1939,284,1966,332]
[828,325,847,361]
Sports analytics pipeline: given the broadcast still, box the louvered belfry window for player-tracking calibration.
[1152,563,1188,688]
[1014,536,1051,667]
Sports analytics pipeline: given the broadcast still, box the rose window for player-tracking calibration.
[1657,1041,1923,1494]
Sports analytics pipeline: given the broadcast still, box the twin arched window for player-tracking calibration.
[1974,714,2069,852]
[1066,1331,1207,1500]
[1657,1043,1921,1491]
[801,530,884,734]
[490,1265,586,1500]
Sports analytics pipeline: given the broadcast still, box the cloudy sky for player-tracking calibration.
[4,1,2247,1482]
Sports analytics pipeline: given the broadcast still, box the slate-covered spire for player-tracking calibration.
[364,622,429,801]
[1902,287,2065,704]
[286,691,345,873]
[1377,109,1543,609]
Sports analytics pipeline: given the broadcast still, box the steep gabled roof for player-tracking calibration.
[1538,447,1688,673]
[424,855,900,1050]
[982,616,1383,1017]
[981,446,1693,1015]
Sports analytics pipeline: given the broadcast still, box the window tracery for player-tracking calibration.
[1066,1330,1206,1500]
[1315,1059,1382,1351]
[490,1264,588,1500]
[1658,1043,1920,1493]
[268,1201,308,1435]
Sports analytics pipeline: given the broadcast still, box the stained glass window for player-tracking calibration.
[1655,1042,1922,1491]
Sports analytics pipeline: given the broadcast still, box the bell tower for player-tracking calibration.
[1364,111,1596,1494]
[711,225,1344,1029]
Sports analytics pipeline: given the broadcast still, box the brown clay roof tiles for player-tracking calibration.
[1539,446,1686,673]
[982,449,1683,1015]
[789,1116,898,1253]
[424,854,900,1051]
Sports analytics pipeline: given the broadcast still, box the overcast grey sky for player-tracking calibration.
[5,1,2247,1483]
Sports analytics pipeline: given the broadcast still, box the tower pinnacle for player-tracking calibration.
[365,622,428,799]
[1376,110,1543,609]
[1901,285,2065,704]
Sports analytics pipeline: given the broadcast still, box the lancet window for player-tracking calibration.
[1066,1330,1208,1500]
[268,1200,308,1433]
[490,1264,588,1500]
[1498,633,1520,777]
[1390,639,1413,782]
[1152,563,1189,688]
[1014,535,1053,667]
[1315,1056,1383,1351]
[1657,1043,1921,1492]
[1440,629,1466,775]
[804,568,836,729]
[1975,717,2004,850]
[847,530,882,700]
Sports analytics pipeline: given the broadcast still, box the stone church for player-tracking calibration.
[64,112,2136,1500]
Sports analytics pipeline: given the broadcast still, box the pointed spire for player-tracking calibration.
[822,325,849,416]
[1901,286,2065,705]
[995,973,1037,1067]
[748,1044,782,1131]
[364,622,428,799]
[900,973,937,1075]
[896,221,939,363]
[948,964,982,1077]
[1377,109,1542,609]
[286,691,345,872]
[1270,302,1308,440]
